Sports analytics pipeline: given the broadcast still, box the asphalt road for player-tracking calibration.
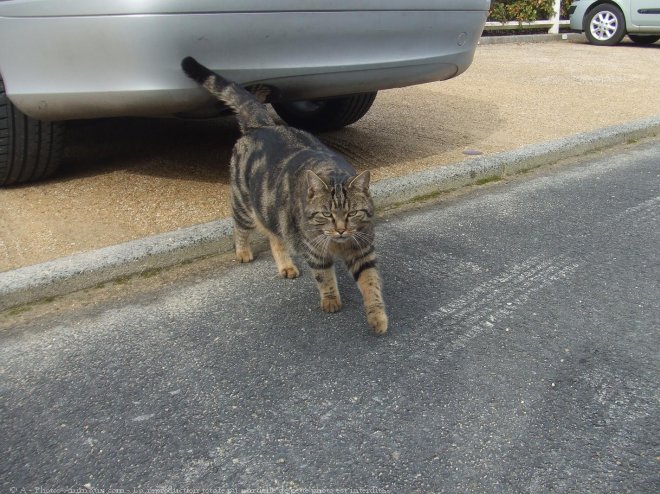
[1,141,659,493]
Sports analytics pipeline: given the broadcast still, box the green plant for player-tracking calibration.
[489,0,572,23]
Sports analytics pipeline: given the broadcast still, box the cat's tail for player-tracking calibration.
[181,56,275,132]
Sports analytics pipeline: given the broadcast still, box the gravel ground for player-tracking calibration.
[1,39,659,272]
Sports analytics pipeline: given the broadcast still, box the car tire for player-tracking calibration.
[0,76,64,186]
[628,34,660,45]
[583,3,626,46]
[272,92,377,132]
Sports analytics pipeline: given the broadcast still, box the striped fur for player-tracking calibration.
[182,57,388,334]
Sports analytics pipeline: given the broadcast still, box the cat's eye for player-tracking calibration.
[348,211,359,217]
[321,212,332,218]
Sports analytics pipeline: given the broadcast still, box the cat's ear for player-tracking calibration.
[348,170,371,192]
[306,170,329,199]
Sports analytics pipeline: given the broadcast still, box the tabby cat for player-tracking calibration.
[181,57,388,334]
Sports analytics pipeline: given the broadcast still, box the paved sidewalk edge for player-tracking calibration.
[2,114,659,311]
[479,33,584,45]
[371,115,660,209]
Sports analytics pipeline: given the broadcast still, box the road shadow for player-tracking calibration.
[571,37,660,49]
[320,90,501,172]
[60,117,240,184]
[57,90,500,183]
[618,38,660,49]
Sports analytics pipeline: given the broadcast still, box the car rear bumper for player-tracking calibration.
[0,1,489,120]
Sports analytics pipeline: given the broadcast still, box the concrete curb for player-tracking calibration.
[371,115,660,209]
[2,114,659,312]
[479,33,584,45]
[0,220,233,311]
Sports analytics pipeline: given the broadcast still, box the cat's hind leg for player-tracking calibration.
[234,225,254,263]
[231,197,255,263]
[267,234,299,279]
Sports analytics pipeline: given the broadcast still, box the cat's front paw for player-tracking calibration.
[367,310,388,335]
[321,297,342,313]
[236,249,254,263]
[279,265,300,279]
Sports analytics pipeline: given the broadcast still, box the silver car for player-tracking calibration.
[0,0,490,185]
[569,0,660,45]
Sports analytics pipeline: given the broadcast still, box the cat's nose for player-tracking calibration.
[336,228,346,236]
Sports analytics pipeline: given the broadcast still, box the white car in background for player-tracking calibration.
[0,0,490,185]
[569,0,660,45]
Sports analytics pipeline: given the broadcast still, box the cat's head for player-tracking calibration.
[304,170,374,243]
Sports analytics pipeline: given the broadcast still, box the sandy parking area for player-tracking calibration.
[1,39,659,272]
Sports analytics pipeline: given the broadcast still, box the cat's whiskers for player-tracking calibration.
[351,231,369,256]
[308,233,325,251]
[309,232,332,259]
[352,230,373,248]
[320,234,332,259]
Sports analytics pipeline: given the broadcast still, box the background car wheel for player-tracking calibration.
[628,34,660,45]
[272,92,377,132]
[0,76,64,186]
[584,3,626,46]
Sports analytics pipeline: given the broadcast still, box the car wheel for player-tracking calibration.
[628,34,660,45]
[584,3,626,46]
[272,92,377,132]
[0,76,64,186]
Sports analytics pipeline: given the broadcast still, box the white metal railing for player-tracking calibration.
[484,0,568,34]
